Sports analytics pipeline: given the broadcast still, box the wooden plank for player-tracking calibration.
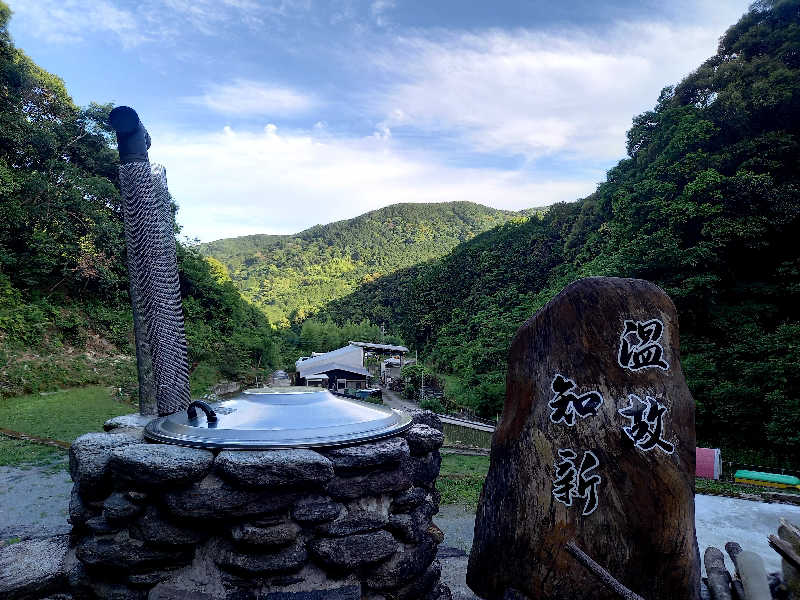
[769,534,800,571]
[565,541,647,600]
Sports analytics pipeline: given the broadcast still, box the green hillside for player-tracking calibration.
[199,202,528,326]
[322,0,800,460]
[0,3,277,399]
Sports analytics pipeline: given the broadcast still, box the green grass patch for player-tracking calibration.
[0,385,134,443]
[0,437,65,469]
[696,477,800,497]
[437,453,490,508]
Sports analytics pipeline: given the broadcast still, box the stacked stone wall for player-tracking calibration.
[58,412,450,600]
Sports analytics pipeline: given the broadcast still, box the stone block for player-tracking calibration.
[69,432,140,498]
[129,505,205,546]
[409,410,443,432]
[308,531,398,571]
[467,277,700,600]
[292,495,343,524]
[0,534,70,600]
[326,466,411,500]
[103,492,143,524]
[386,559,441,600]
[214,538,307,575]
[405,425,445,456]
[390,487,439,513]
[230,522,300,547]
[406,451,442,488]
[322,438,409,471]
[163,474,299,520]
[76,530,191,572]
[215,449,334,490]
[68,487,96,526]
[103,413,155,431]
[260,564,361,600]
[110,443,214,487]
[315,510,388,537]
[365,538,437,590]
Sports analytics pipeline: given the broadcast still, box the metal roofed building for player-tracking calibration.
[348,341,409,353]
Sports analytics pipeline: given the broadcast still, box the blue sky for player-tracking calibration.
[8,0,751,241]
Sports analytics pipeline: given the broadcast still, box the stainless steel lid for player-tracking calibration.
[144,387,412,449]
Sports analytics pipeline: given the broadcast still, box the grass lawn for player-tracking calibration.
[0,438,64,469]
[437,453,491,508]
[0,385,135,467]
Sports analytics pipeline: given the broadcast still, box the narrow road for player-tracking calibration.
[380,386,420,412]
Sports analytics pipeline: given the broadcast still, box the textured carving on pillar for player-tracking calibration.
[111,106,191,417]
[467,276,700,600]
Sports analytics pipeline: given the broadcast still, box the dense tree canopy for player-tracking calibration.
[321,0,800,460]
[200,202,530,326]
[0,3,280,397]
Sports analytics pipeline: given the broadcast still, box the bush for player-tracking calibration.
[420,397,445,414]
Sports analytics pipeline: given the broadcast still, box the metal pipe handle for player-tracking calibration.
[187,400,217,423]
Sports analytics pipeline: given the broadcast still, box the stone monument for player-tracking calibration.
[467,277,700,600]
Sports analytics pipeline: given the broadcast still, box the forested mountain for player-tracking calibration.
[322,0,800,459]
[199,203,527,326]
[0,2,277,398]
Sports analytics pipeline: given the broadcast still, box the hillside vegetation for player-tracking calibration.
[322,0,800,461]
[200,203,526,326]
[0,2,278,399]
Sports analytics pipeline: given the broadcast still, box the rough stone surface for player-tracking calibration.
[103,413,155,431]
[366,538,437,590]
[215,538,308,575]
[405,425,445,456]
[215,449,334,489]
[315,510,388,537]
[110,443,214,487]
[387,559,441,600]
[326,466,411,500]
[103,492,143,523]
[407,451,442,488]
[260,564,361,600]
[76,530,191,571]
[391,487,438,513]
[291,495,343,524]
[69,432,140,498]
[129,506,205,546]
[0,534,69,600]
[387,504,437,544]
[163,474,299,520]
[409,410,444,432]
[85,515,119,534]
[467,277,700,600]
[68,487,95,526]
[322,438,409,471]
[230,522,300,547]
[308,531,398,570]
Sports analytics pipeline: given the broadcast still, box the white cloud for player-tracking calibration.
[12,0,148,48]
[372,10,749,161]
[185,79,317,116]
[9,0,309,46]
[148,124,597,242]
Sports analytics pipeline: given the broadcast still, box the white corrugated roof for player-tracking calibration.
[348,341,409,353]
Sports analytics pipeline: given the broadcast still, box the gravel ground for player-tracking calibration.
[3,461,800,598]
